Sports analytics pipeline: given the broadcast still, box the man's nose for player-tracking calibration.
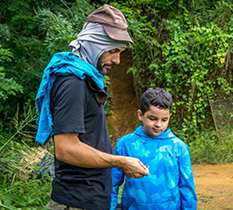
[112,53,120,65]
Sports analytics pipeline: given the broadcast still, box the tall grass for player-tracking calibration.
[0,142,52,209]
[0,106,52,209]
[189,130,233,164]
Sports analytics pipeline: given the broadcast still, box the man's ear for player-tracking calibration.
[137,109,143,121]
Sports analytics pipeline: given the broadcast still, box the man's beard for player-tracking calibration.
[96,60,115,75]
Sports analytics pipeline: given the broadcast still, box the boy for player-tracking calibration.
[110,87,197,210]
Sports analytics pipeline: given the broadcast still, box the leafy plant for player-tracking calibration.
[105,0,233,140]
[0,46,23,102]
[0,0,98,139]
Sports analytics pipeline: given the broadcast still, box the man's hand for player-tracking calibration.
[119,156,149,178]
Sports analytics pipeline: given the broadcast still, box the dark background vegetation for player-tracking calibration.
[0,0,233,208]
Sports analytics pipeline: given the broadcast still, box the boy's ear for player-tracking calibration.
[137,109,143,121]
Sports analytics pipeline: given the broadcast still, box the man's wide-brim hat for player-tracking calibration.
[86,4,134,44]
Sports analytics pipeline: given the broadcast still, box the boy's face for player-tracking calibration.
[137,105,171,137]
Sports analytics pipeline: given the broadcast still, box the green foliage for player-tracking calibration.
[0,176,51,209]
[161,22,233,136]
[0,105,38,155]
[0,129,52,209]
[188,129,233,164]
[106,0,233,140]
[104,75,114,115]
[0,145,51,209]
[0,46,23,102]
[0,106,39,183]
[34,1,95,55]
[105,91,114,115]
[0,0,98,137]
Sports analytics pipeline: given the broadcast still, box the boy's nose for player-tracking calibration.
[155,121,162,127]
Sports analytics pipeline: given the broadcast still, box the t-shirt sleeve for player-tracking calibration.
[51,76,86,135]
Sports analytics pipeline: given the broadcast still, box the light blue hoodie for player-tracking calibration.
[35,52,104,145]
[111,126,197,210]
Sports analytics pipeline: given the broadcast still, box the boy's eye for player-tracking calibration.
[149,118,168,122]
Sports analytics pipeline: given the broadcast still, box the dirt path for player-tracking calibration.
[193,164,233,210]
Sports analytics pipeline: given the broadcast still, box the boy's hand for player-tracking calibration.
[120,156,149,178]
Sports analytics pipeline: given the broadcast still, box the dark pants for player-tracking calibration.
[46,199,87,210]
[116,203,122,210]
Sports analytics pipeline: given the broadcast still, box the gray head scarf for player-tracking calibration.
[69,22,127,68]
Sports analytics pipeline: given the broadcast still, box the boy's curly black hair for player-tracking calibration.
[140,87,173,115]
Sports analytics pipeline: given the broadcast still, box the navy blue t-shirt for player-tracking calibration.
[50,75,112,210]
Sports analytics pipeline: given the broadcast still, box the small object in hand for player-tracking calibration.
[145,165,150,175]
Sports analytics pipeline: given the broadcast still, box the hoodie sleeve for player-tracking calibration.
[110,142,125,210]
[178,144,197,209]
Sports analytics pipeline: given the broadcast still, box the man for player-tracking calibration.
[35,4,149,210]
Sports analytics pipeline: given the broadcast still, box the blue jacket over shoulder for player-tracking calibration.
[111,126,197,210]
[35,52,104,145]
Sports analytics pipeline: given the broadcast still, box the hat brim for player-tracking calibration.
[103,25,134,44]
